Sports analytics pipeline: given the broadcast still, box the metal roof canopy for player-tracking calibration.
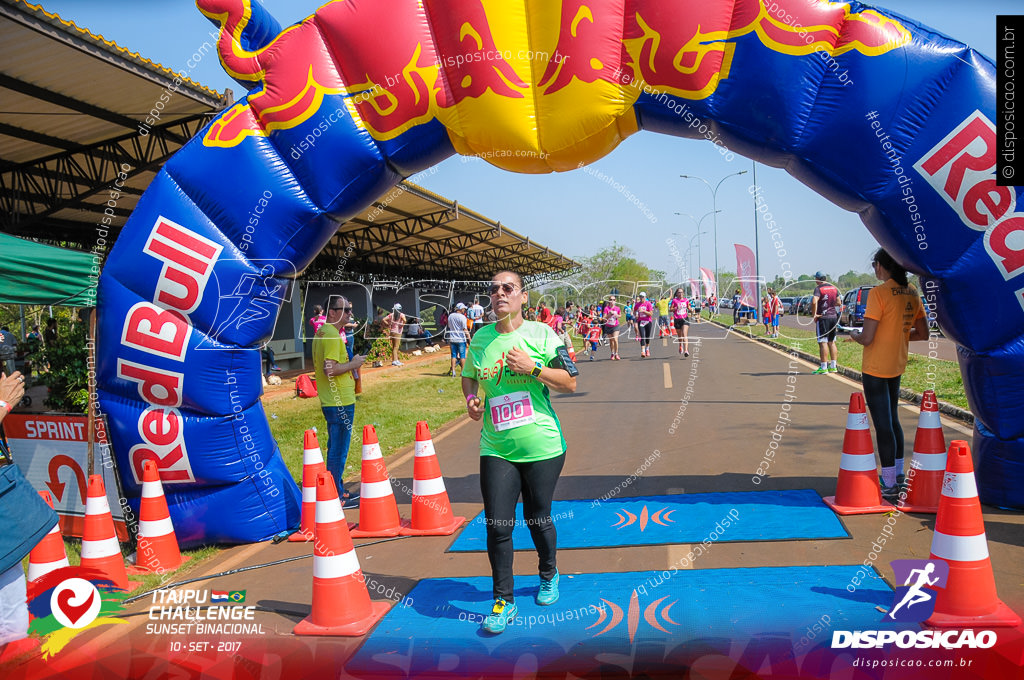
[315,181,579,282]
[0,0,230,245]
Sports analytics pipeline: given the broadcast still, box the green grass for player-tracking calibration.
[23,539,221,595]
[710,313,967,410]
[266,355,469,483]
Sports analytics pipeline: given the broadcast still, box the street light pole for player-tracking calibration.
[675,210,720,296]
[680,171,748,299]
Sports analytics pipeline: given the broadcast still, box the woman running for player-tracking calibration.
[602,295,622,360]
[463,270,578,634]
[851,248,928,500]
[670,288,691,357]
[634,292,655,358]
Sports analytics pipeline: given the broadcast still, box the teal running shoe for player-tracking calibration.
[537,570,560,606]
[482,598,517,634]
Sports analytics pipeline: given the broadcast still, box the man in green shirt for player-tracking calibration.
[313,296,365,507]
[462,270,578,634]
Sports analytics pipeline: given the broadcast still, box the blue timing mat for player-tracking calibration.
[347,565,911,678]
[447,489,848,552]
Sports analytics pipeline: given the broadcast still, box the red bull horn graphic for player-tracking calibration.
[199,0,909,168]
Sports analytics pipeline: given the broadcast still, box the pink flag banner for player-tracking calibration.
[700,267,716,296]
[689,279,699,297]
[734,244,757,308]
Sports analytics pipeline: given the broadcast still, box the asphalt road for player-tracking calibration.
[59,326,1021,679]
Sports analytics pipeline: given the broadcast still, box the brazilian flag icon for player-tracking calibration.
[228,591,246,603]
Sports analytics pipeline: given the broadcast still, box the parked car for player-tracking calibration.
[839,286,874,329]
[779,297,796,314]
[796,295,813,314]
[720,298,733,309]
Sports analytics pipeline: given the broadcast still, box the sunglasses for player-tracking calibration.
[331,306,353,312]
[488,282,519,295]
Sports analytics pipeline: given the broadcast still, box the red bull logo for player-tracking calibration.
[198,0,909,170]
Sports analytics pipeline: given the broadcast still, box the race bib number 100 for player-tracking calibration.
[489,391,536,431]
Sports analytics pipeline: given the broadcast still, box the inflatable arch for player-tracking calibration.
[96,0,1023,544]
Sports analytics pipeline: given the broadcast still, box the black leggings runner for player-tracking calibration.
[638,320,652,346]
[862,373,904,468]
[480,452,565,602]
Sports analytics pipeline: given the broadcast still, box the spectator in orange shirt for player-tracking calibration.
[851,248,928,501]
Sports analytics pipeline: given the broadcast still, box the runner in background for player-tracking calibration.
[670,288,691,358]
[467,297,485,337]
[811,272,841,374]
[463,269,577,635]
[585,322,602,361]
[446,302,470,377]
[657,294,670,336]
[602,295,622,360]
[634,292,654,358]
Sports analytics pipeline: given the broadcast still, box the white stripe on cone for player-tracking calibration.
[918,410,941,428]
[414,440,436,457]
[931,531,990,562]
[362,444,383,461]
[313,550,361,579]
[413,477,447,496]
[840,453,878,472]
[303,447,324,464]
[141,481,163,498]
[85,494,111,515]
[942,472,979,499]
[81,536,121,558]
[912,452,947,471]
[846,412,869,430]
[302,486,317,503]
[139,517,175,537]
[316,499,346,524]
[361,479,393,499]
[28,557,69,580]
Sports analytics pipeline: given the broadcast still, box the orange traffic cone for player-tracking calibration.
[27,491,67,582]
[290,429,327,542]
[823,393,894,515]
[925,441,1021,628]
[80,475,138,591]
[294,471,391,636]
[351,425,408,538]
[901,390,946,514]
[400,422,464,536]
[127,460,188,574]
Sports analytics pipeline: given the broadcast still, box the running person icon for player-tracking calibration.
[888,563,940,619]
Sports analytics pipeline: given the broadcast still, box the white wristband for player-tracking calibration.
[0,400,11,414]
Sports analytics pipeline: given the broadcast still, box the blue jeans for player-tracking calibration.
[322,404,355,489]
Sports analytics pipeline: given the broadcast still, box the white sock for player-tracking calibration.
[829,360,837,369]
[881,466,897,487]
[895,458,904,476]
[820,362,827,369]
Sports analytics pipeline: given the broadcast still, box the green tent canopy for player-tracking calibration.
[0,233,98,306]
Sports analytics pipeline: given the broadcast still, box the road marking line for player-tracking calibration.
[662,338,667,348]
[663,363,672,389]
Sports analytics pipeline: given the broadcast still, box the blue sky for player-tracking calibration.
[37,0,1015,282]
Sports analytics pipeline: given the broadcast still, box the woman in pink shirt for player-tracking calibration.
[602,295,622,361]
[309,305,327,335]
[634,292,655,358]
[669,288,691,357]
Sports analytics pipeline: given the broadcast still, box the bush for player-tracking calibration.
[35,322,89,413]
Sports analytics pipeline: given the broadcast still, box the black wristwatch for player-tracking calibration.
[530,361,543,378]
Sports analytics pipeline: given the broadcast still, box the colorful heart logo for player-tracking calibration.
[56,588,96,626]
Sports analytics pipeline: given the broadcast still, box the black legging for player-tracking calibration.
[480,452,565,602]
[862,373,904,468]
[638,319,653,346]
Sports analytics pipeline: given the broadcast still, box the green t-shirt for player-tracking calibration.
[312,323,355,407]
[463,321,566,462]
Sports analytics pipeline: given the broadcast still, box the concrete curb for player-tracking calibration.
[707,319,974,426]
